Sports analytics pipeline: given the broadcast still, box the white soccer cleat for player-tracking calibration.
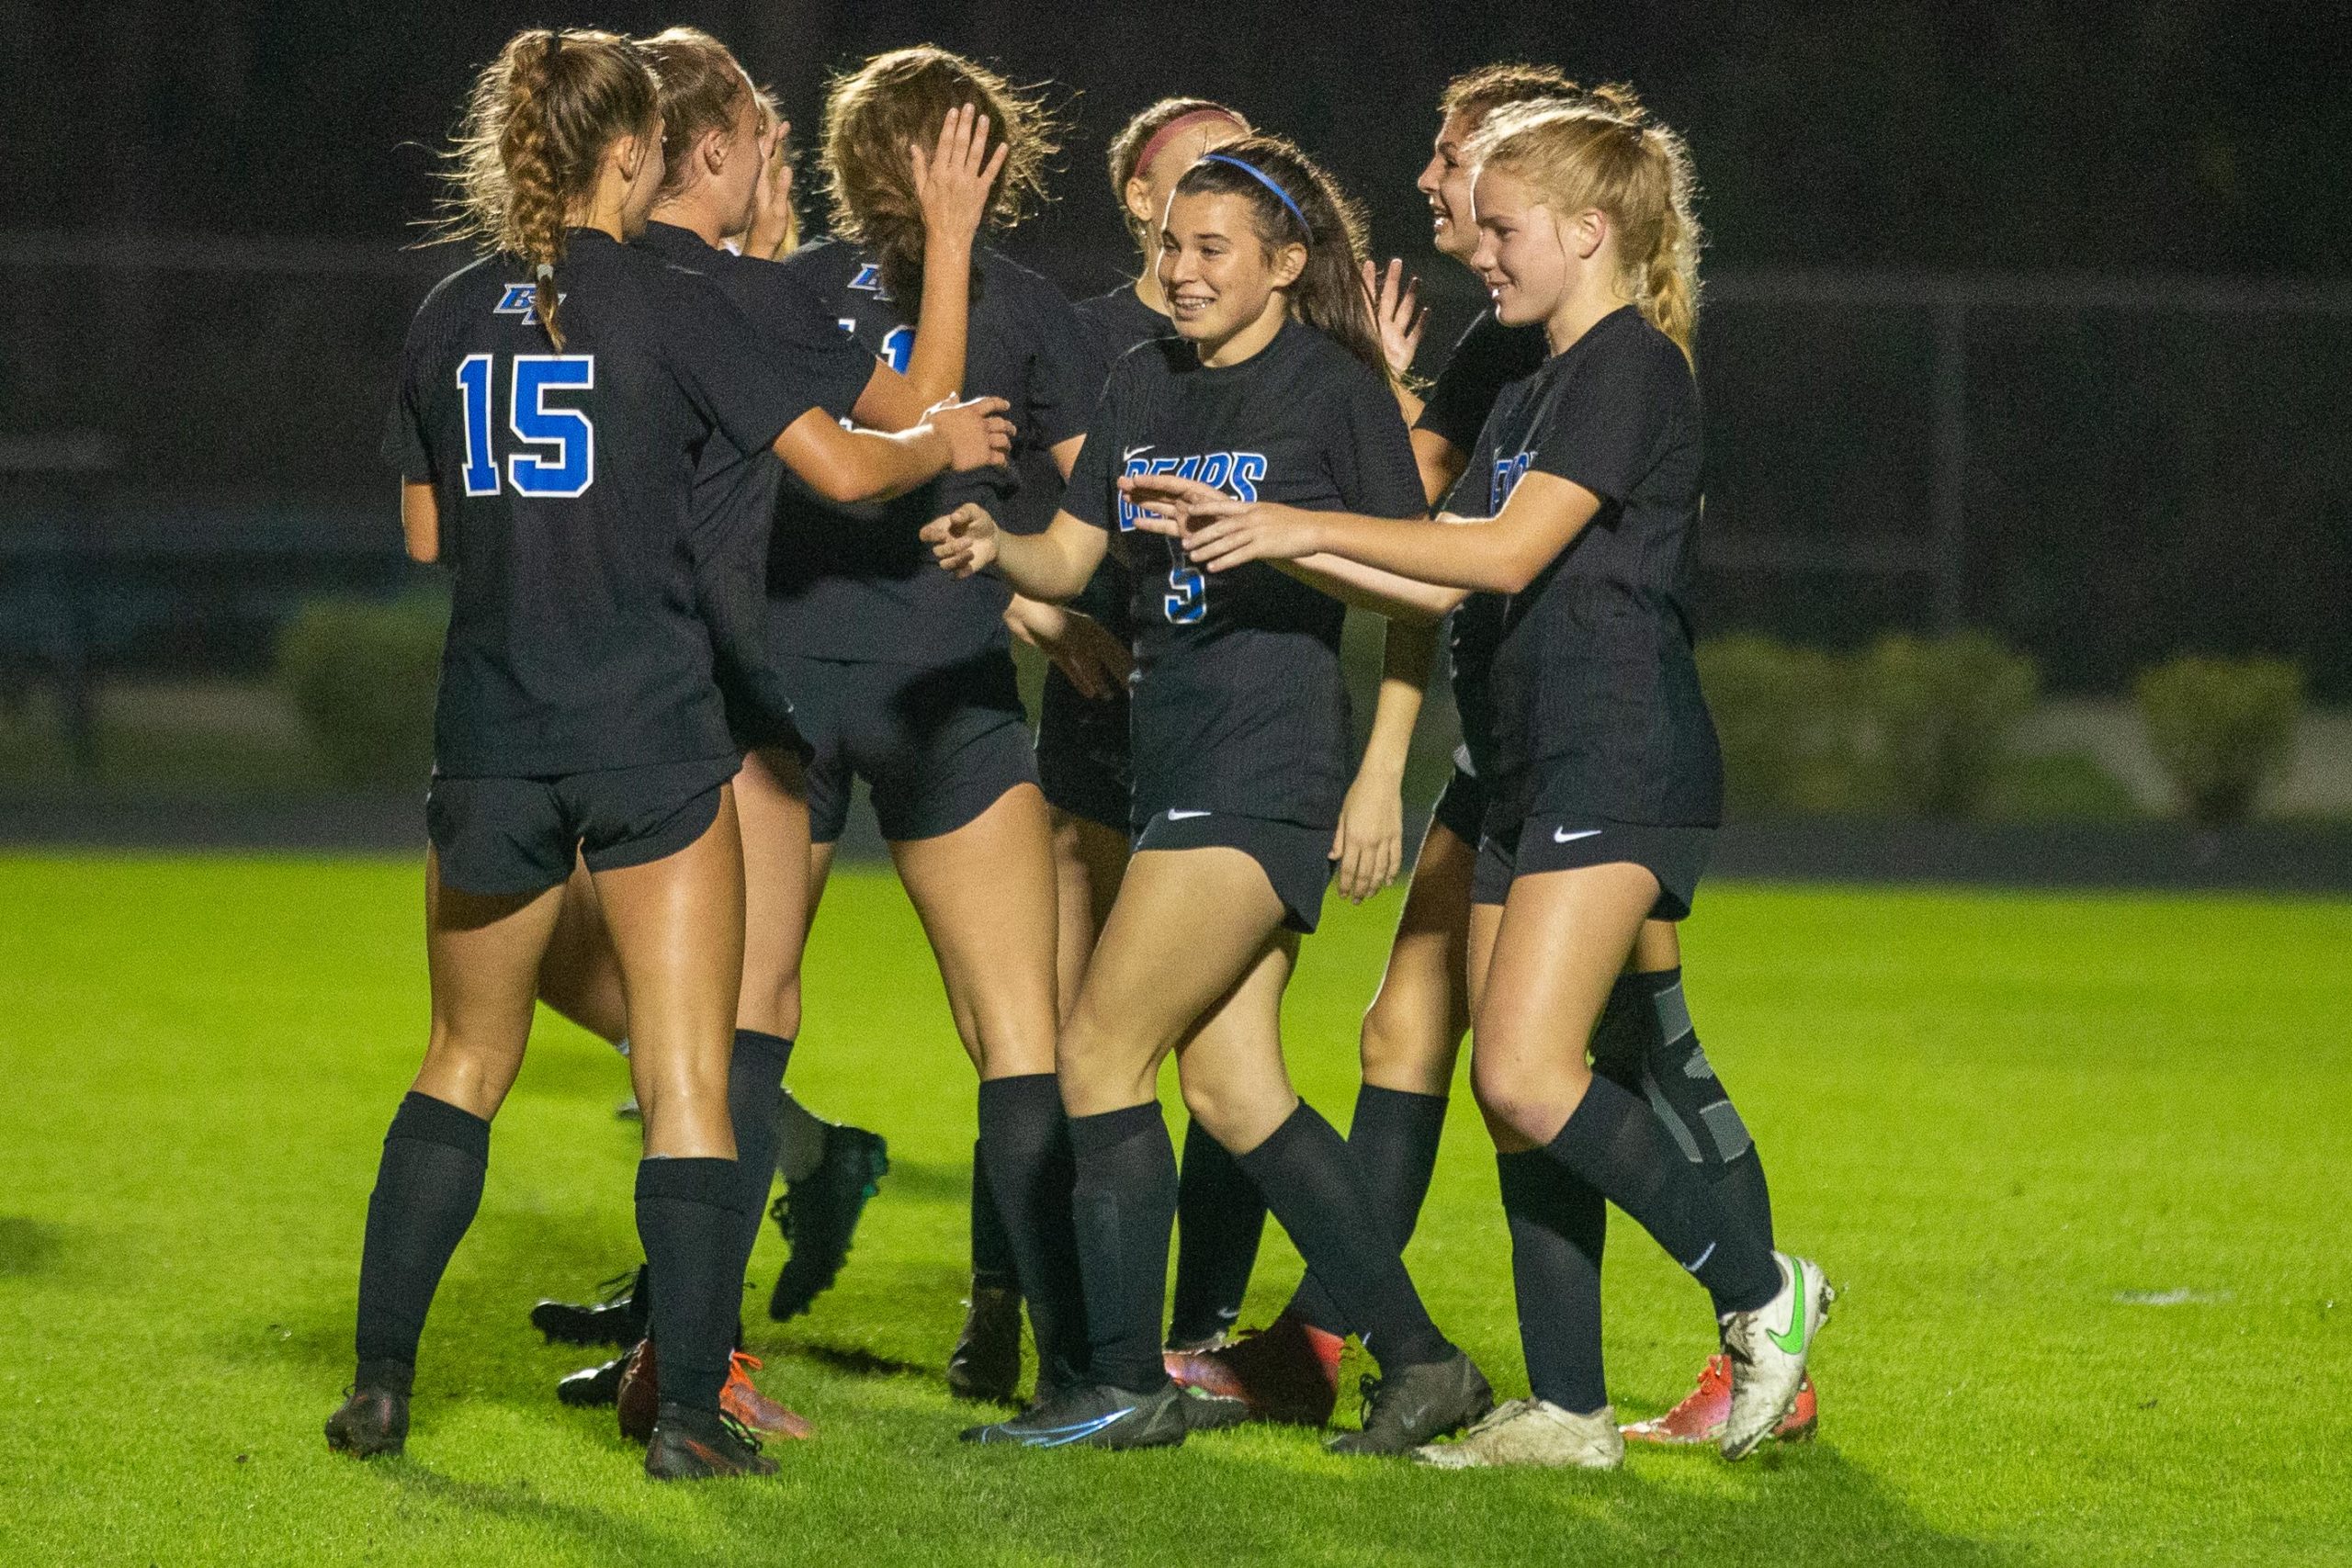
[1412,1398,1625,1471]
[1718,1251,1833,1461]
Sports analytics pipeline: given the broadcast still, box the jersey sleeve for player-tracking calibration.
[1057,357,1133,534]
[734,258,878,423]
[1327,364,1429,520]
[1017,276,1097,454]
[379,316,436,483]
[1528,333,1690,504]
[657,270,807,458]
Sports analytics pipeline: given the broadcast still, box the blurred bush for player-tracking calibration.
[1695,635,1865,817]
[2134,655,2303,825]
[1854,632,2040,818]
[277,594,444,792]
[1981,750,2143,821]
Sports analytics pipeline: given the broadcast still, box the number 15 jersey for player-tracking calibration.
[1061,319,1423,830]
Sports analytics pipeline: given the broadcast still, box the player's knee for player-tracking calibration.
[1359,997,1457,1094]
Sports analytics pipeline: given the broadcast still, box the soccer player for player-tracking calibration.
[521,28,1012,1433]
[1124,91,1830,1468]
[926,135,1492,1453]
[1175,63,1815,1450]
[758,45,1101,1400]
[324,27,1009,1481]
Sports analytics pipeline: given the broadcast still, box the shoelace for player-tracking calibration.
[719,1411,765,1454]
[593,1269,638,1305]
[731,1350,763,1375]
[1355,1371,1385,1429]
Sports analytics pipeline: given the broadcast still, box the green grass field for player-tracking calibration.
[2,856,2346,1565]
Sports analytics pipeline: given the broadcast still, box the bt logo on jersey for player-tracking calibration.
[1490,450,1534,512]
[1115,451,1267,531]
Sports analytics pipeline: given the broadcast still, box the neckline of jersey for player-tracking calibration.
[1186,313,1305,378]
[1541,302,1644,368]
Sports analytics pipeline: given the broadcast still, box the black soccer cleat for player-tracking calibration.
[1177,1384,1251,1435]
[766,1124,889,1322]
[945,1280,1024,1404]
[530,1264,649,1348]
[959,1380,1193,1450]
[323,1383,409,1459]
[556,1352,629,1409]
[1325,1350,1495,1456]
[643,1402,778,1481]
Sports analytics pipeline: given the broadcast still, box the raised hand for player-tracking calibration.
[742,116,797,260]
[1363,257,1427,381]
[1116,472,1325,570]
[922,502,1001,578]
[909,103,1011,250]
[928,394,1015,471]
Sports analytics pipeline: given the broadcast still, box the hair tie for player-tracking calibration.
[1133,108,1247,183]
[546,29,562,58]
[1199,152,1306,232]
[536,262,556,282]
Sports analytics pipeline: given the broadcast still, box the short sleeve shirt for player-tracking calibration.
[1060,320,1425,829]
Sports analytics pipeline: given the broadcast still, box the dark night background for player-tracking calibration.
[5,0,2350,694]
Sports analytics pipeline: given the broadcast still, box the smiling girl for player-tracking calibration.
[922,134,1491,1454]
[1125,93,1830,1468]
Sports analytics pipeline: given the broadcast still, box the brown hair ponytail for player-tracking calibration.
[1169,133,1387,382]
[1468,85,1704,364]
[436,28,661,350]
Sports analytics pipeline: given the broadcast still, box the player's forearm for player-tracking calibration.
[832,423,948,502]
[1274,551,1459,622]
[1411,429,1468,511]
[992,521,1097,604]
[401,481,439,564]
[1359,616,1437,779]
[1314,511,1545,594]
[903,232,974,408]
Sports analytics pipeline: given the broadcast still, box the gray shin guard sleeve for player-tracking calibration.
[1637,979,1754,1167]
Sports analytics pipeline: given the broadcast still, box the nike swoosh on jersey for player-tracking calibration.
[1122,445,1157,463]
[1552,827,1603,843]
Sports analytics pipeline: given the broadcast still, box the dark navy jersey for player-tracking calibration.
[381,231,805,777]
[632,221,876,736]
[1419,308,1547,780]
[766,238,1094,664]
[1062,319,1425,829]
[1064,284,1177,637]
[1467,305,1722,825]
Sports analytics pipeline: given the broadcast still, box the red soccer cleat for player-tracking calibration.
[1620,1353,1817,1446]
[1164,1309,1345,1427]
[722,1351,814,1441]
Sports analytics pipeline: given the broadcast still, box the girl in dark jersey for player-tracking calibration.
[324,28,1007,1483]
[1127,94,1830,1468]
[510,28,1016,1434]
[715,46,1102,1402]
[927,135,1492,1454]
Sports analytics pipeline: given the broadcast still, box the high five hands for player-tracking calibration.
[1119,473,1324,571]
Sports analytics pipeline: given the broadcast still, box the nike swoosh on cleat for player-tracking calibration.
[1023,1408,1136,1448]
[1553,827,1602,843]
[1767,1259,1809,1356]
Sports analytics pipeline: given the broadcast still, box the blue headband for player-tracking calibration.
[1199,152,1307,232]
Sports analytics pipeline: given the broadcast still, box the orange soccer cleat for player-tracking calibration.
[722,1351,814,1441]
[1163,1309,1345,1427]
[1620,1353,1817,1447]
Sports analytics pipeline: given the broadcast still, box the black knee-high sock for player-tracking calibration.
[1288,1086,1449,1336]
[977,1075,1089,1388]
[353,1091,491,1391]
[1544,1075,1780,1314]
[1167,1117,1267,1347]
[635,1156,741,1413]
[1497,1149,1609,1414]
[968,1138,1017,1292]
[724,1030,792,1303]
[1592,968,1775,1252]
[1067,1101,1178,1393]
[1235,1102,1453,1371]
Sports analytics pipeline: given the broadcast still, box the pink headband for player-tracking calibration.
[1131,107,1248,181]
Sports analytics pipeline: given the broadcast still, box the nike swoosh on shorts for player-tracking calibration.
[1167,809,1212,820]
[1553,827,1602,843]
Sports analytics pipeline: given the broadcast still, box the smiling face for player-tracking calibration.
[1156,188,1303,349]
[1467,163,1577,328]
[1415,109,1483,263]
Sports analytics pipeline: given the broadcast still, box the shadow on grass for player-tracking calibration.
[0,1214,64,1276]
[868,1157,973,1204]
